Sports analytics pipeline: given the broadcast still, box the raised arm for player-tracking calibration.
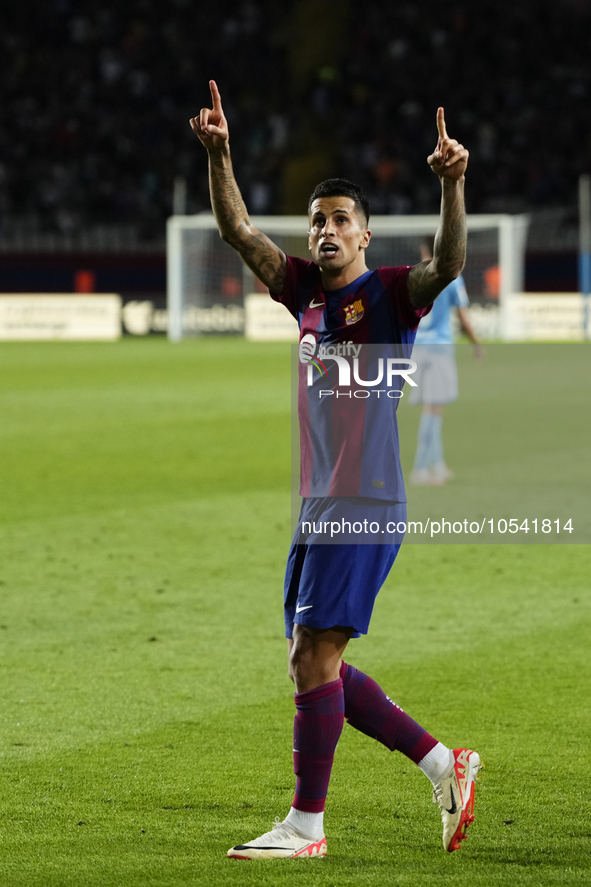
[408,108,468,309]
[190,81,286,292]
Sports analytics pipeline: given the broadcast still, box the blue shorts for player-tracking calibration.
[284,497,406,639]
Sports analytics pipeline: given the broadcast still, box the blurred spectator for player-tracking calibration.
[1,0,590,241]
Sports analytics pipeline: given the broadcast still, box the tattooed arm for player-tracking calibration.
[408,108,468,310]
[190,81,286,292]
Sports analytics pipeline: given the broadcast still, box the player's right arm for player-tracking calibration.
[408,108,468,310]
[190,81,286,293]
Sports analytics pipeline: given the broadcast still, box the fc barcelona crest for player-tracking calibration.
[344,299,364,325]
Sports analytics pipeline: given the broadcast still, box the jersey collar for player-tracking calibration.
[321,269,373,298]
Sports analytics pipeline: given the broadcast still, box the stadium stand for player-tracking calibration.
[0,1,294,244]
[1,0,590,239]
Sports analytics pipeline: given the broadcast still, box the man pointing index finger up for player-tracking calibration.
[189,85,481,862]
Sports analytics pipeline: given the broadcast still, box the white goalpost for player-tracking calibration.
[167,213,529,342]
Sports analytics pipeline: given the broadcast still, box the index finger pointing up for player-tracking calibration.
[210,79,222,111]
[436,107,448,140]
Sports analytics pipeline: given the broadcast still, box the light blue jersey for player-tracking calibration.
[414,275,469,345]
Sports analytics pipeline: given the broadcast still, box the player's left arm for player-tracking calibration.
[457,306,484,359]
[408,108,468,310]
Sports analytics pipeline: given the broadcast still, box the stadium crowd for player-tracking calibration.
[1,0,590,239]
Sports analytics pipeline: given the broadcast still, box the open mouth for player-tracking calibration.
[320,243,339,256]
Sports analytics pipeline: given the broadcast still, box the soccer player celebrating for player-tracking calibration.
[190,80,482,860]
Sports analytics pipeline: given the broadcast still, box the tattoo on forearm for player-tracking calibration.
[408,182,466,308]
[208,151,286,290]
[210,156,247,228]
[435,186,466,280]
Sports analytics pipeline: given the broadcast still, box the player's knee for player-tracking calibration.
[288,641,304,674]
[288,639,310,682]
[289,634,327,687]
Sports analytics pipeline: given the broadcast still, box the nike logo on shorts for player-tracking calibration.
[295,604,313,613]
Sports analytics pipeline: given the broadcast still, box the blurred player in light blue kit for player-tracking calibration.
[409,235,482,486]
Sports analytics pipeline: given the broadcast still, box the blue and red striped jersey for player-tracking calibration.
[271,255,430,500]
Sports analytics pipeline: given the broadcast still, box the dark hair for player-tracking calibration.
[308,178,370,224]
[420,234,435,257]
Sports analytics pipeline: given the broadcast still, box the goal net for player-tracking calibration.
[167,213,529,341]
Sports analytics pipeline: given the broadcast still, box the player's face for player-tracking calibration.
[307,197,371,272]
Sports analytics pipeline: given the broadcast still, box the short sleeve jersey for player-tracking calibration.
[414,275,469,345]
[271,256,431,501]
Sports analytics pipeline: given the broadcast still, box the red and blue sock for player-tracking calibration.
[288,663,441,834]
[340,661,438,762]
[292,678,344,814]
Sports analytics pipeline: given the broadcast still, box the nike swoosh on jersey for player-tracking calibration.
[309,298,324,309]
[295,604,313,613]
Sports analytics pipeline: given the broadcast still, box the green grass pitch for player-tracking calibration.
[0,338,589,887]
